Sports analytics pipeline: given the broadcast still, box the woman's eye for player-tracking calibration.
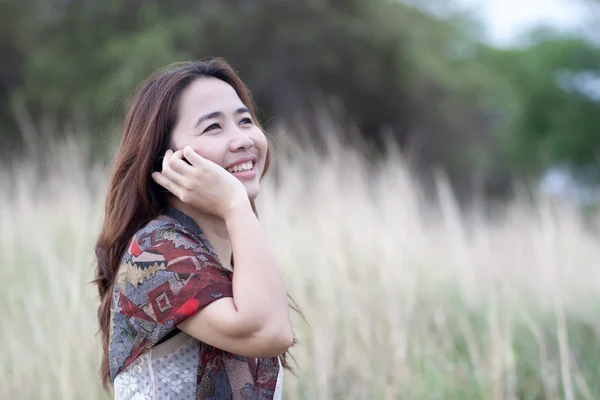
[240,117,253,125]
[203,123,221,133]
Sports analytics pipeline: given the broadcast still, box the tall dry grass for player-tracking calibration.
[1,128,600,399]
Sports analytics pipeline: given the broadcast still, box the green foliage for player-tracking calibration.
[1,0,600,191]
[0,0,509,193]
[477,33,600,181]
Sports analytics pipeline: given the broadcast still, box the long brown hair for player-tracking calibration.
[94,58,298,391]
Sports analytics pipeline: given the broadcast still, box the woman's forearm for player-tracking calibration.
[224,201,293,339]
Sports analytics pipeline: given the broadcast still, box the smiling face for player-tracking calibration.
[170,77,268,200]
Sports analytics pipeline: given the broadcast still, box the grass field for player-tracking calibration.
[2,130,600,399]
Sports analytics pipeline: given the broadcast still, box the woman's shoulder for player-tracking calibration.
[136,208,189,237]
[117,207,224,279]
[129,213,188,250]
[127,207,210,258]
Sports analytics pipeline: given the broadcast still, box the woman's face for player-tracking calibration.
[170,77,268,201]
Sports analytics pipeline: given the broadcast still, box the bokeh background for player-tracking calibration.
[1,0,600,399]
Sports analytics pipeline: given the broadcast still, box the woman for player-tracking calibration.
[94,58,295,399]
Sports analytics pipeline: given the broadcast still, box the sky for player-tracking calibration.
[456,0,595,47]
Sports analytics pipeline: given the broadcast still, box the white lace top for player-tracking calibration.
[114,332,284,399]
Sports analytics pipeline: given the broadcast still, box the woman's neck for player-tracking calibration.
[168,198,233,271]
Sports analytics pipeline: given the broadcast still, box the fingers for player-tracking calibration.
[161,149,187,188]
[151,171,183,199]
[168,149,196,175]
[183,146,205,168]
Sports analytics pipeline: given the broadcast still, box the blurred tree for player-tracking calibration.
[477,31,600,182]
[0,0,32,145]
[0,0,515,196]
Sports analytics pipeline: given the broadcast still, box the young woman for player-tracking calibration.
[94,58,295,399]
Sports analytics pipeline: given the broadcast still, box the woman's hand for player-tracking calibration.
[152,146,250,219]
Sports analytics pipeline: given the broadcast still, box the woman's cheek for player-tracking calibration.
[190,142,217,163]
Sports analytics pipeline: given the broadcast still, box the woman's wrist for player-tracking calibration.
[223,195,252,222]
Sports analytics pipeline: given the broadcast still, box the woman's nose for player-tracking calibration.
[230,128,254,150]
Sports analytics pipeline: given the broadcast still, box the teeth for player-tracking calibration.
[227,161,253,173]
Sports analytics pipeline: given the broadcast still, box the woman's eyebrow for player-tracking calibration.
[195,111,222,128]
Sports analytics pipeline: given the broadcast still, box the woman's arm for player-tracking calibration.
[178,200,294,357]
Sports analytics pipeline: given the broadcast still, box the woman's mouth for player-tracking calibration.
[227,161,256,180]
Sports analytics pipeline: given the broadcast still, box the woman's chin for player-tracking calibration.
[244,183,260,201]
[246,190,260,201]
